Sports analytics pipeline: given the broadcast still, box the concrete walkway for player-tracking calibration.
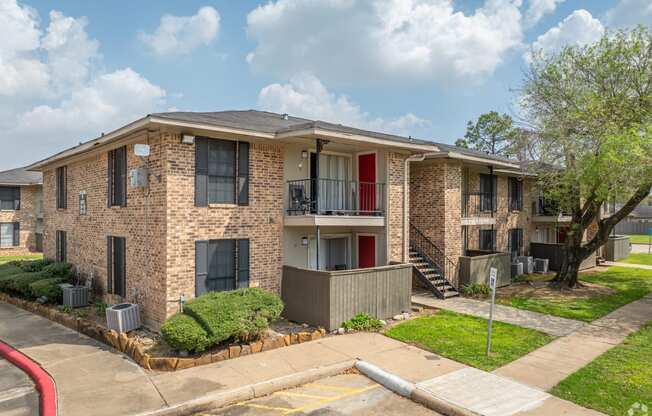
[412,293,586,336]
[0,357,38,416]
[0,300,599,416]
[495,294,652,391]
[603,261,652,270]
[630,243,651,253]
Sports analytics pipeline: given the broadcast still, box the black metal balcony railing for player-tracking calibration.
[532,199,571,216]
[287,178,385,216]
[462,192,496,217]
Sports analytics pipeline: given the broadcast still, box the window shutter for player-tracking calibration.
[14,188,20,210]
[114,237,125,297]
[195,241,209,296]
[237,142,249,206]
[195,138,209,207]
[107,236,113,294]
[62,167,67,209]
[518,181,523,210]
[237,239,250,288]
[118,147,127,207]
[508,178,513,210]
[12,222,19,246]
[107,151,114,207]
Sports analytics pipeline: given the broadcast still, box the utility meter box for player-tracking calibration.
[129,167,149,188]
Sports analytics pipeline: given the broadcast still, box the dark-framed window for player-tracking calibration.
[79,192,87,215]
[479,229,496,252]
[508,177,523,211]
[479,174,497,212]
[195,239,249,296]
[55,230,67,262]
[107,146,127,207]
[0,223,19,247]
[508,228,524,259]
[56,166,67,209]
[107,236,126,297]
[0,187,20,210]
[195,137,249,206]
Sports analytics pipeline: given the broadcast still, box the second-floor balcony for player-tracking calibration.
[532,198,572,222]
[285,178,386,226]
[462,192,496,225]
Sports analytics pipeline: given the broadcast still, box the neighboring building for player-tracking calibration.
[27,110,435,328]
[0,167,43,254]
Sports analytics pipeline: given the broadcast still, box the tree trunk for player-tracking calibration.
[554,245,581,288]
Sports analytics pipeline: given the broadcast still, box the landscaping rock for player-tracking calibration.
[319,328,326,336]
[211,349,229,363]
[311,330,322,341]
[240,344,251,356]
[175,358,196,370]
[283,334,291,346]
[250,341,263,353]
[402,312,410,320]
[290,333,299,344]
[195,353,212,366]
[104,330,121,350]
[337,327,345,335]
[298,332,312,343]
[229,345,241,358]
[149,357,177,372]
[393,314,404,321]
[379,320,387,326]
[118,333,129,352]
[262,336,284,351]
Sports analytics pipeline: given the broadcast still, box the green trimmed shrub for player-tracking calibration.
[161,314,211,353]
[29,277,64,302]
[183,288,284,345]
[341,313,383,331]
[461,283,491,298]
[42,262,73,279]
[19,259,51,273]
[0,270,27,292]
[9,272,50,297]
[0,263,22,279]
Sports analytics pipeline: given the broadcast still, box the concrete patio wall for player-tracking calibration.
[281,264,412,331]
[458,252,511,288]
[602,235,631,261]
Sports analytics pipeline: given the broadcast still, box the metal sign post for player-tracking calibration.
[648,228,652,254]
[486,267,498,356]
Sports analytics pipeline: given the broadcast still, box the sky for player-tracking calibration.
[0,0,650,170]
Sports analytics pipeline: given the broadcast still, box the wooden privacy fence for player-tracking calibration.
[281,264,412,331]
[615,219,652,235]
[530,242,596,271]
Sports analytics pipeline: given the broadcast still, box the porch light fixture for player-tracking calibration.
[301,236,309,246]
[181,134,195,145]
[299,150,309,169]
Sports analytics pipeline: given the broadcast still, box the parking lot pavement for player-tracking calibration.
[199,373,439,416]
[0,357,39,416]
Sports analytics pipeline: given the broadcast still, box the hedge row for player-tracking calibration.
[161,288,284,353]
[0,260,73,303]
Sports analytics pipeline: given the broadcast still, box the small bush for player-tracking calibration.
[183,288,284,345]
[18,259,51,273]
[461,283,491,298]
[0,263,23,280]
[29,277,64,302]
[161,314,211,353]
[9,272,51,297]
[42,262,73,279]
[341,313,383,332]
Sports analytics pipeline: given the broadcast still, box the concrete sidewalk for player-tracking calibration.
[412,293,586,336]
[495,294,652,391]
[603,261,652,270]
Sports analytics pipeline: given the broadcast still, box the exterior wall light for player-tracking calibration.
[301,236,309,246]
[181,134,195,145]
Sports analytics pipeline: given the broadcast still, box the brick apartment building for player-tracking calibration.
[0,167,43,254]
[27,110,581,328]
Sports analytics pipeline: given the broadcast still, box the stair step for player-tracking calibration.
[443,291,459,298]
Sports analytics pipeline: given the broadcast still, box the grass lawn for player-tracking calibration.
[0,253,43,265]
[552,321,652,416]
[620,253,652,266]
[384,310,553,371]
[627,234,652,244]
[497,267,652,322]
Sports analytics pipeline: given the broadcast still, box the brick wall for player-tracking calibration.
[387,152,409,263]
[164,134,284,318]
[0,185,41,253]
[43,131,168,327]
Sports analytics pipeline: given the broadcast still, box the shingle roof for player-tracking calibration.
[0,167,42,185]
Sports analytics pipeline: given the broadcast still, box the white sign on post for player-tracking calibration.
[486,267,498,356]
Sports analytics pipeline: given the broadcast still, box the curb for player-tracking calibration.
[355,360,479,416]
[0,340,57,416]
[136,360,355,416]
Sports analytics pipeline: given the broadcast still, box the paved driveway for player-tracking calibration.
[0,357,38,416]
[202,373,439,416]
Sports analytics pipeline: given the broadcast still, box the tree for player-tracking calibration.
[456,111,521,156]
[519,26,652,287]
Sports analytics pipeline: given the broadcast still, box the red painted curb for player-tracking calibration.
[0,340,57,416]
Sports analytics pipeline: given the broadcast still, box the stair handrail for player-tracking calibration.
[409,222,459,289]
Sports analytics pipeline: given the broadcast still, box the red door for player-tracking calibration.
[358,153,376,213]
[358,235,376,268]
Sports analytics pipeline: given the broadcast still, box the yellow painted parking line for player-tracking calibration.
[274,391,330,400]
[302,383,363,393]
[284,384,381,414]
[241,403,294,412]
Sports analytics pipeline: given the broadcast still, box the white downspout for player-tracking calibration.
[403,153,437,263]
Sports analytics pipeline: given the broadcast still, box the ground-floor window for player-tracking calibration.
[195,239,249,297]
[107,236,126,297]
[479,229,496,251]
[0,222,19,248]
[508,228,524,259]
[55,230,66,262]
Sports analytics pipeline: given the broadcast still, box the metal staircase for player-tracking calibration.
[409,223,459,299]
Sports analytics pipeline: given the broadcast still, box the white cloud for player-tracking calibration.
[139,6,220,55]
[524,0,564,27]
[0,2,167,169]
[258,73,429,135]
[525,9,604,62]
[246,0,524,85]
[606,0,652,29]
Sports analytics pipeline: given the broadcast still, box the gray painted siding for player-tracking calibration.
[603,236,631,261]
[281,264,412,330]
